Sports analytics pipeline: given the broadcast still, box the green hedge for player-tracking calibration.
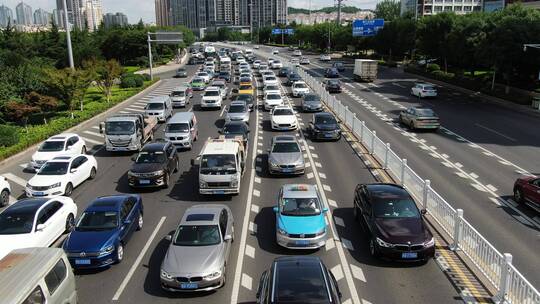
[0,125,20,147]
[0,80,157,161]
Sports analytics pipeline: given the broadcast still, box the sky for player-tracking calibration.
[1,0,378,23]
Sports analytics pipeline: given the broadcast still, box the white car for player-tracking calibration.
[258,63,269,71]
[293,50,302,57]
[291,58,300,66]
[253,60,261,69]
[30,133,87,172]
[291,81,310,97]
[271,60,283,69]
[411,83,438,98]
[264,93,285,111]
[300,57,310,65]
[26,154,98,198]
[319,54,331,61]
[272,48,279,54]
[261,70,275,78]
[263,75,279,87]
[240,73,253,82]
[271,106,298,131]
[196,72,211,83]
[211,80,228,98]
[0,176,11,207]
[254,45,260,49]
[264,84,281,96]
[0,196,77,260]
[201,86,223,109]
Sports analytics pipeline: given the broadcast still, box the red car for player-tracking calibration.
[513,176,540,212]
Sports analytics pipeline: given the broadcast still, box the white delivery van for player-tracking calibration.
[170,85,191,108]
[144,95,173,122]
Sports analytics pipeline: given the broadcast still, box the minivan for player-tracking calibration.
[170,85,192,108]
[0,247,77,304]
[145,95,173,122]
[164,112,198,149]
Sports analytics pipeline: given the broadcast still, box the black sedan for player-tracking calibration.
[332,62,345,72]
[325,68,340,78]
[231,94,254,111]
[220,121,250,151]
[353,183,435,262]
[217,71,231,82]
[174,68,188,78]
[286,73,302,86]
[308,112,341,141]
[278,67,292,77]
[128,141,179,188]
[324,79,342,93]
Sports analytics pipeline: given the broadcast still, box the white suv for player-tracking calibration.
[30,133,87,172]
[291,81,310,97]
[201,86,223,109]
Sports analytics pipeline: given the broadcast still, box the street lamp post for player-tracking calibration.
[62,0,74,70]
[249,0,253,42]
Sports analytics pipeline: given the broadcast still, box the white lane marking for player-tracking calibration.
[331,265,345,281]
[485,184,498,192]
[4,173,26,187]
[231,75,262,304]
[362,299,373,304]
[311,153,319,158]
[489,197,502,206]
[323,184,332,192]
[129,104,145,109]
[241,273,253,290]
[328,199,337,207]
[125,107,143,112]
[315,162,322,168]
[471,183,487,192]
[455,162,463,168]
[474,123,517,142]
[350,264,366,282]
[257,149,262,154]
[334,216,345,227]
[306,172,314,179]
[254,177,261,184]
[19,163,28,169]
[470,172,479,179]
[112,216,166,301]
[119,111,130,114]
[319,172,327,179]
[220,106,226,116]
[325,238,336,251]
[91,125,99,130]
[249,221,258,234]
[341,238,354,250]
[251,204,260,213]
[245,244,255,259]
[253,189,260,197]
[79,136,102,146]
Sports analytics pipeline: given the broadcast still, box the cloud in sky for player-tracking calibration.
[0,0,377,24]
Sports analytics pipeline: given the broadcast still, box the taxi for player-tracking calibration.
[239,78,252,86]
[238,84,255,95]
[273,184,328,249]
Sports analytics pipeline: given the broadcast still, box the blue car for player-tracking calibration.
[274,184,328,249]
[63,195,144,269]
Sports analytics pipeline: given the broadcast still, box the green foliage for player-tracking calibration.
[120,74,144,88]
[288,6,361,14]
[374,0,400,22]
[0,125,19,147]
[426,63,441,72]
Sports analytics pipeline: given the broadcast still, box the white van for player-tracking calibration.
[170,85,192,108]
[144,95,173,122]
[0,247,77,304]
[165,112,198,149]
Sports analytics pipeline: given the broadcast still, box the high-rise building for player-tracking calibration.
[103,12,128,28]
[56,0,85,29]
[170,0,216,29]
[33,8,52,26]
[83,0,103,31]
[247,0,286,28]
[16,1,33,25]
[155,0,171,26]
[216,0,239,25]
[52,8,66,28]
[400,0,482,16]
[0,5,13,27]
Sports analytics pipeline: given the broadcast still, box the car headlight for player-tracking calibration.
[49,182,61,189]
[98,245,114,257]
[424,237,435,247]
[315,228,326,236]
[231,180,239,187]
[160,269,174,280]
[269,160,279,168]
[128,171,135,177]
[376,237,393,248]
[203,270,222,281]
[199,180,207,188]
[277,228,288,236]
[152,170,165,177]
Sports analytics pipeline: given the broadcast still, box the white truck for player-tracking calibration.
[192,136,246,195]
[353,59,378,82]
[100,113,158,152]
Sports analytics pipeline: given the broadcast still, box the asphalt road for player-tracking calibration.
[0,51,464,304]
[261,45,540,287]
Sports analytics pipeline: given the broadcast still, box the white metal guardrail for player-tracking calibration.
[289,64,540,304]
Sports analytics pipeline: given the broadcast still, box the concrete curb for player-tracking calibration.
[0,80,162,167]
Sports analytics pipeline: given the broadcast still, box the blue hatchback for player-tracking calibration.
[274,184,328,249]
[63,195,143,269]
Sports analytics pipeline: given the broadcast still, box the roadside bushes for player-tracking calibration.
[120,74,144,88]
[0,125,19,147]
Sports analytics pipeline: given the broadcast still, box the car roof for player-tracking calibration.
[205,86,220,91]
[281,184,318,199]
[141,142,168,152]
[181,204,228,225]
[365,183,411,201]
[314,112,334,119]
[273,135,297,143]
[86,195,137,212]
[148,95,169,103]
[169,112,195,123]
[292,81,306,85]
[2,198,50,215]
[230,101,247,107]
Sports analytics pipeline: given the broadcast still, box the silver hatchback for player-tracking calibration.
[268,135,305,175]
[160,204,234,292]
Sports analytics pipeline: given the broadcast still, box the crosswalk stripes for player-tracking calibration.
[91,125,99,130]
[80,136,102,145]
[83,130,102,138]
[4,173,26,187]
[130,104,145,109]
[119,111,130,114]
[125,108,143,112]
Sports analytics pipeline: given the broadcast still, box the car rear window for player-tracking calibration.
[274,263,329,302]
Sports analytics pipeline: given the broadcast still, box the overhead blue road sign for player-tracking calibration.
[284,29,295,35]
[272,28,282,35]
[272,28,294,35]
[352,19,384,37]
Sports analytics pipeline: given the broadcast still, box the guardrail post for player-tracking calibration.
[400,158,407,184]
[450,209,463,251]
[370,131,376,155]
[383,143,390,169]
[352,113,357,133]
[345,106,350,126]
[360,121,365,141]
[494,253,513,304]
[422,179,431,210]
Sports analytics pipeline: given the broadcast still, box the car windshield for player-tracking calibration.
[267,94,281,100]
[373,198,421,218]
[205,90,220,96]
[294,83,307,88]
[239,85,252,90]
[135,151,166,164]
[415,108,436,116]
[146,103,164,110]
[75,211,118,231]
[219,72,229,76]
[423,85,435,90]
[200,154,237,174]
[222,124,246,134]
[266,77,276,81]
[273,109,293,116]
[289,74,299,79]
[304,95,320,102]
[328,80,340,85]
[315,116,337,125]
[266,86,279,91]
[281,197,321,216]
[174,225,221,246]
[240,78,251,82]
[0,209,35,234]
[177,69,186,72]
[335,62,343,67]
[272,142,300,153]
[229,105,246,113]
[197,73,208,77]
[38,162,69,175]
[192,78,204,84]
[166,123,190,133]
[105,121,135,135]
[39,140,65,152]
[171,91,185,97]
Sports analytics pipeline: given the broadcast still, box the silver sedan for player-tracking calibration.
[225,101,250,124]
[160,204,234,292]
[268,135,305,175]
[399,107,440,131]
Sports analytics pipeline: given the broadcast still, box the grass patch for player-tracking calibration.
[123,66,140,74]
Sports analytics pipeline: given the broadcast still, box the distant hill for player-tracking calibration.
[288,6,364,14]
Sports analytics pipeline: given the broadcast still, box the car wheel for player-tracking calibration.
[221,265,227,287]
[64,183,73,196]
[353,206,359,221]
[65,213,75,233]
[116,243,124,263]
[369,238,380,258]
[163,172,170,189]
[409,121,415,130]
[89,167,97,179]
[81,145,87,154]
[136,213,143,231]
[0,189,9,207]
[513,187,524,204]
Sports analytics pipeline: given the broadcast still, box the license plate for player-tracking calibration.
[33,191,45,196]
[282,168,294,173]
[139,180,150,185]
[214,190,225,194]
[325,134,333,138]
[75,259,91,265]
[180,283,198,289]
[402,252,418,259]
[296,240,310,246]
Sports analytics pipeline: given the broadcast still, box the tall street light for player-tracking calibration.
[249,0,253,42]
[62,0,74,69]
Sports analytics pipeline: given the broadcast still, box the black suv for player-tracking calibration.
[286,72,302,86]
[256,256,342,304]
[325,68,340,78]
[324,79,342,93]
[353,183,435,262]
[278,67,291,77]
[128,141,179,189]
[308,112,341,141]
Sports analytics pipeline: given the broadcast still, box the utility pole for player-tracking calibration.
[309,0,312,24]
[336,0,343,25]
[147,33,153,80]
[62,0,74,70]
[249,0,253,42]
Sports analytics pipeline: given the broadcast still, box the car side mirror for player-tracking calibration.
[323,207,329,213]
[421,209,427,215]
[36,224,46,231]
[123,219,132,225]
[273,206,279,213]
[224,235,232,241]
[66,145,73,151]
[70,168,77,173]
[165,234,172,241]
